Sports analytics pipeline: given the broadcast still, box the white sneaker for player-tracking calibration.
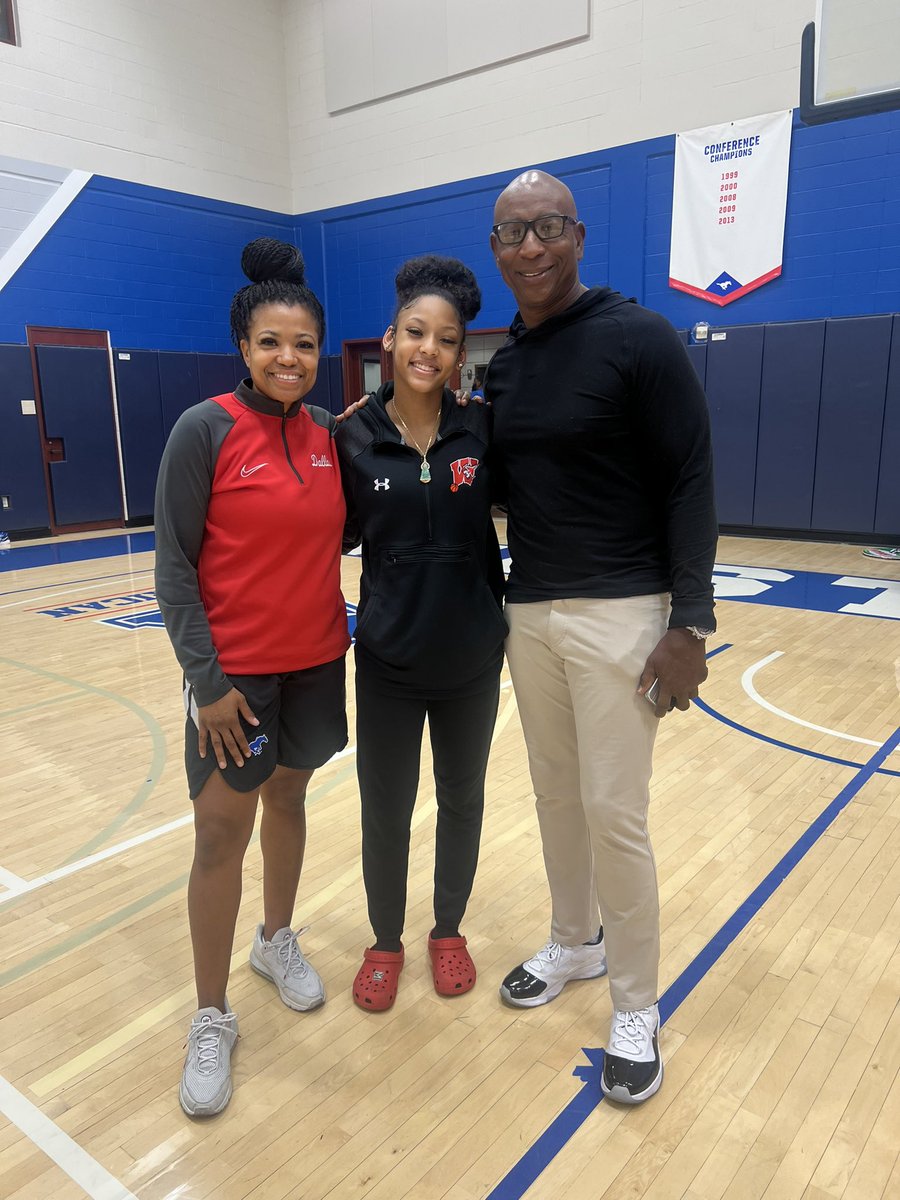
[601,1003,663,1104]
[249,924,325,1011]
[179,1005,239,1117]
[499,931,607,1007]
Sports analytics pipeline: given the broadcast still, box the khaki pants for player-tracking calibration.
[505,594,670,1011]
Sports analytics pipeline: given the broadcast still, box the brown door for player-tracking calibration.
[342,338,391,409]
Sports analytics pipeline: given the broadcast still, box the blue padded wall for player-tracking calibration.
[114,350,165,521]
[304,355,344,415]
[198,353,240,401]
[874,315,900,536]
[811,315,892,534]
[0,344,49,533]
[704,326,764,526]
[36,346,123,525]
[753,321,825,530]
[685,343,707,388]
[158,352,201,439]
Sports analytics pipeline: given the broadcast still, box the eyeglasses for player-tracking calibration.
[491,214,578,246]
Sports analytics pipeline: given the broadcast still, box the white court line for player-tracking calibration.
[0,681,515,907]
[0,866,28,890]
[0,1073,139,1200]
[0,571,154,612]
[742,651,880,747]
[0,676,515,906]
[0,815,194,905]
[0,743,361,905]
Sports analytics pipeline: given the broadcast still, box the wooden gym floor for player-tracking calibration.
[0,527,898,1200]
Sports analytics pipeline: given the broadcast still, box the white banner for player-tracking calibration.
[669,111,792,306]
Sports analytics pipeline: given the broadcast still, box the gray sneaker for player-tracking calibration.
[249,924,325,1011]
[179,1005,239,1117]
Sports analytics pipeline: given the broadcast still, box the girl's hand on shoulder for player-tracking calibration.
[335,395,370,424]
[197,688,259,769]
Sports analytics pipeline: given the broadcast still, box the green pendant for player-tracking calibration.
[419,458,431,484]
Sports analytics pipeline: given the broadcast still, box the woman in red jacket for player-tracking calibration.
[155,238,349,1116]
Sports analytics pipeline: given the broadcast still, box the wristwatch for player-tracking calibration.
[684,625,715,640]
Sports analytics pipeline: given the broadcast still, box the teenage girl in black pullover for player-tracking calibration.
[336,255,506,1010]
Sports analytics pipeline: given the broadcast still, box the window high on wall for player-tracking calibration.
[815,0,900,103]
[1,0,19,46]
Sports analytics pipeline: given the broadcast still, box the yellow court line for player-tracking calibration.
[30,687,519,1100]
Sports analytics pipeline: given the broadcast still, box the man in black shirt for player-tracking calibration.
[489,170,717,1106]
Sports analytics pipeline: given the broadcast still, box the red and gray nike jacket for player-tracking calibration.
[154,380,350,706]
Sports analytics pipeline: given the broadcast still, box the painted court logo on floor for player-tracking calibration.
[28,566,900,631]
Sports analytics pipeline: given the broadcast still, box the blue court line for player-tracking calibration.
[487,718,900,1197]
[697,643,899,778]
[694,697,900,779]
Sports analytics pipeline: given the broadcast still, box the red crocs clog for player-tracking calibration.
[428,934,476,997]
[352,946,404,1011]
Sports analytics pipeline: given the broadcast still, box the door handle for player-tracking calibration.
[45,437,65,462]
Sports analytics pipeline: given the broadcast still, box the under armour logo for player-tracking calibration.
[374,478,390,491]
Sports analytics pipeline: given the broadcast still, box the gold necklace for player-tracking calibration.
[391,398,442,484]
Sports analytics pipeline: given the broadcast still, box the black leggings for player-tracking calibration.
[355,661,501,944]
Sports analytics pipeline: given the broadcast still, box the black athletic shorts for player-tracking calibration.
[183,655,347,800]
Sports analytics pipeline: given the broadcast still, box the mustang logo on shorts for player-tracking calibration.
[449,457,479,492]
[248,734,269,756]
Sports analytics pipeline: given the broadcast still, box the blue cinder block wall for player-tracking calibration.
[0,178,295,351]
[298,109,900,357]
[0,109,897,353]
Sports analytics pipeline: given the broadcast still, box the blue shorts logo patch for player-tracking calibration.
[248,734,269,756]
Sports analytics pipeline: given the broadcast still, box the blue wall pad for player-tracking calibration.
[36,345,123,525]
[812,315,892,533]
[753,321,825,530]
[874,314,900,537]
[114,350,166,521]
[158,351,201,439]
[704,325,764,525]
[0,343,49,533]
[197,353,240,401]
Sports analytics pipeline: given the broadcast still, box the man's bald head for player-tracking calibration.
[493,171,578,224]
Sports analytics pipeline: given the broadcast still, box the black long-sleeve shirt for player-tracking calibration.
[485,287,717,629]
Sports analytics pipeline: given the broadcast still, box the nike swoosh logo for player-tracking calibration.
[240,463,267,477]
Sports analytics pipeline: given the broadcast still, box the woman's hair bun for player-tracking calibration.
[395,254,481,324]
[241,238,307,286]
